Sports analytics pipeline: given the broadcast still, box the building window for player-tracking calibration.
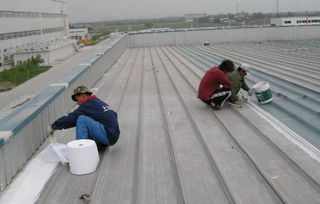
[0,27,65,41]
[3,12,11,17]
[0,11,66,19]
[284,21,291,24]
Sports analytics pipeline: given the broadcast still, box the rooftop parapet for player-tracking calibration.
[0,34,128,191]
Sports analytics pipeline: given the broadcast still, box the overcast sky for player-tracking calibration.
[66,0,320,23]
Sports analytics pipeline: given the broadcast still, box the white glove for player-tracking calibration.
[47,125,55,136]
[248,89,253,96]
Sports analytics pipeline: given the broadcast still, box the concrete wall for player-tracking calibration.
[128,25,320,48]
[0,34,128,191]
[14,51,49,64]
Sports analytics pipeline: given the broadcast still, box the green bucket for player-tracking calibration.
[252,81,272,104]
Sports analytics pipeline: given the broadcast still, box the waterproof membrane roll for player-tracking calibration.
[67,139,99,175]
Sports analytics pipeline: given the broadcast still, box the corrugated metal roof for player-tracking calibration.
[36,44,320,204]
[172,42,320,148]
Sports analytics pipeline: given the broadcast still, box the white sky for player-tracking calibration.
[66,0,320,23]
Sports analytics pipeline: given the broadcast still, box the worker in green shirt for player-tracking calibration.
[227,63,253,103]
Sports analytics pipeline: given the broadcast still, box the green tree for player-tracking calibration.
[198,16,211,23]
[144,22,153,28]
[213,16,220,23]
[252,12,264,19]
[286,12,295,17]
[227,13,235,20]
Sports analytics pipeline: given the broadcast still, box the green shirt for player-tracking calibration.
[228,70,250,101]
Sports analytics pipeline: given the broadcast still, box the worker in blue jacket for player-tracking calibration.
[49,86,120,149]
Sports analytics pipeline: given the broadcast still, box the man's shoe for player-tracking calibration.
[210,102,217,107]
[96,142,107,151]
[210,102,221,110]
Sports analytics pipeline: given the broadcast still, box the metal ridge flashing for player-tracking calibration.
[0,131,13,147]
[50,83,69,88]
[248,100,320,162]
[78,63,91,66]
[0,86,65,140]
[54,65,88,85]
[87,55,101,65]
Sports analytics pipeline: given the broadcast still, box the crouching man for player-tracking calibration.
[198,60,234,109]
[49,86,120,150]
[227,63,253,103]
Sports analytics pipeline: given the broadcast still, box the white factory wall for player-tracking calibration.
[69,28,89,40]
[14,43,77,64]
[1,0,64,13]
[0,18,41,34]
[0,32,66,51]
[0,16,66,34]
[0,0,66,33]
[128,26,320,48]
[270,18,283,26]
[271,17,320,26]
[0,0,70,65]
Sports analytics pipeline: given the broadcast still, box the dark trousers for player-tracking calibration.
[203,87,231,107]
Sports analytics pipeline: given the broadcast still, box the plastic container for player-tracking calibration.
[252,81,272,104]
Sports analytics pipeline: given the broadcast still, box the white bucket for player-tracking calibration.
[252,81,272,104]
[67,139,99,175]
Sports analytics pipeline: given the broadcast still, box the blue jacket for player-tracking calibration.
[52,96,120,145]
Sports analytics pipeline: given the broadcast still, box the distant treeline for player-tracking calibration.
[69,10,320,33]
[70,10,320,27]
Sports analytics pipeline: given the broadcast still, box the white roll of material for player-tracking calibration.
[67,139,100,175]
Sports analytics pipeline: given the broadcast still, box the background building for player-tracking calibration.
[69,28,89,40]
[184,13,207,22]
[271,16,320,26]
[0,0,78,66]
